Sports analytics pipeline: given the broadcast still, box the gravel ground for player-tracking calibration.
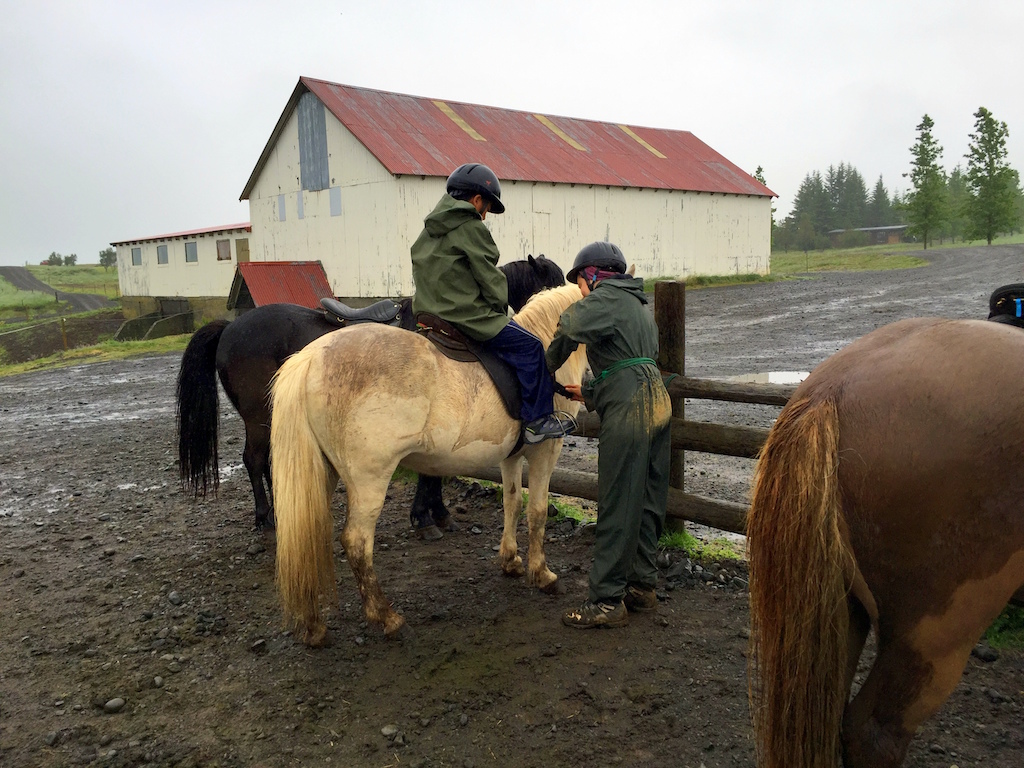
[1,244,1022,768]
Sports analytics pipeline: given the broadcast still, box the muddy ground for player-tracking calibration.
[2,245,1023,767]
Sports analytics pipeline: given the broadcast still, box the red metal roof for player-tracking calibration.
[227,261,333,309]
[111,223,250,246]
[241,78,775,200]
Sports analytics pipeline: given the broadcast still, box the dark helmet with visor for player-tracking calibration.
[446,163,505,214]
[567,241,627,283]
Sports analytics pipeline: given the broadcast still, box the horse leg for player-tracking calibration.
[410,474,444,541]
[243,420,274,530]
[521,444,560,593]
[339,472,405,636]
[841,570,1022,768]
[498,455,526,578]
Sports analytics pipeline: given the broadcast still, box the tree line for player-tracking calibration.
[772,106,1024,251]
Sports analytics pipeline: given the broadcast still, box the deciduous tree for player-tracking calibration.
[99,247,117,269]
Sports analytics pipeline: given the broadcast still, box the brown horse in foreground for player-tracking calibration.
[747,317,1024,768]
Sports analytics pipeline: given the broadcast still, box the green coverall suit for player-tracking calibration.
[546,276,673,604]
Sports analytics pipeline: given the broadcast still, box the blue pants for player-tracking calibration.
[481,320,555,422]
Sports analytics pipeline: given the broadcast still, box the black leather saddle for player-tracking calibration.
[321,297,403,326]
[414,313,521,421]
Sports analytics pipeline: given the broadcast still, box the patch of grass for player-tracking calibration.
[391,467,419,485]
[984,605,1024,650]
[658,528,744,563]
[770,250,927,274]
[0,334,190,378]
[0,277,62,315]
[643,273,778,292]
[547,496,594,525]
[26,264,121,298]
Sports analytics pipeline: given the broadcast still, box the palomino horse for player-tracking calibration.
[271,284,588,645]
[176,255,565,531]
[747,317,1024,768]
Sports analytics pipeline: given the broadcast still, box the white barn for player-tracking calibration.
[241,77,775,300]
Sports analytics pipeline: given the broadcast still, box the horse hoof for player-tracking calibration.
[434,514,459,532]
[539,577,563,595]
[501,555,525,578]
[383,614,406,637]
[417,525,444,542]
[303,623,328,648]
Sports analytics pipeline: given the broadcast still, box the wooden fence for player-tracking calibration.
[474,281,796,536]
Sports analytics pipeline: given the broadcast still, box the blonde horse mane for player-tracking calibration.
[513,283,588,408]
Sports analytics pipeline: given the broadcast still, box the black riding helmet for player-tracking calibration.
[446,163,505,214]
[567,241,627,284]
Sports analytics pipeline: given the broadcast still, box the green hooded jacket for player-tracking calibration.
[546,276,660,408]
[410,194,510,342]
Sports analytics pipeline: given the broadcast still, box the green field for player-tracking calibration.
[26,264,120,298]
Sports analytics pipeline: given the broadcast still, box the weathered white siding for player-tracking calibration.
[115,228,249,298]
[247,109,771,298]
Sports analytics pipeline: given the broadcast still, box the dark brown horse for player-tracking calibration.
[176,255,565,530]
[746,317,1024,768]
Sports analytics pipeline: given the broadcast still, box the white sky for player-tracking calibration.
[1,0,1022,266]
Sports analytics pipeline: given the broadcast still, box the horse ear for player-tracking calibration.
[628,263,636,276]
[528,254,537,268]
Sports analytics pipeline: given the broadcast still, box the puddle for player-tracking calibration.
[725,371,808,385]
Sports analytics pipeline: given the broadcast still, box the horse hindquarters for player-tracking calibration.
[176,319,230,497]
[270,351,337,648]
[747,396,851,768]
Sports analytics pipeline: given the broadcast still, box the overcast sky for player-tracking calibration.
[1,1,1022,266]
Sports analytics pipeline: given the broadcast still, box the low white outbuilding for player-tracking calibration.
[111,223,251,318]
[241,77,775,299]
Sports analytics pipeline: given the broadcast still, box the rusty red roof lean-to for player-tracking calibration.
[226,261,334,311]
[241,78,775,200]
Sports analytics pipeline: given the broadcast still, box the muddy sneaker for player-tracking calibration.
[623,584,658,613]
[562,600,629,629]
[523,412,578,444]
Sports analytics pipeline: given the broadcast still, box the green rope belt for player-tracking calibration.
[592,356,658,385]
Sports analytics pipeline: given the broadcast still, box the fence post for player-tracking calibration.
[655,280,686,530]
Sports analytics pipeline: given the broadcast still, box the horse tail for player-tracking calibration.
[176,319,230,497]
[747,395,850,768]
[270,348,335,645]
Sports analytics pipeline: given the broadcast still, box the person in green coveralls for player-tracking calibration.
[546,241,673,628]
[410,162,576,443]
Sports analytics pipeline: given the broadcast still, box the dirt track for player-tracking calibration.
[1,245,1023,767]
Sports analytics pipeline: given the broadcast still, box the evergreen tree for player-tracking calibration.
[825,162,868,230]
[904,114,947,249]
[945,165,969,243]
[753,166,776,235]
[963,107,1022,244]
[789,172,829,234]
[865,176,893,227]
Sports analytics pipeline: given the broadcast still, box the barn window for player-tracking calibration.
[157,244,168,265]
[185,242,198,263]
[297,191,304,220]
[131,247,141,266]
[216,239,231,261]
[278,194,286,221]
[298,92,329,192]
[330,186,342,216]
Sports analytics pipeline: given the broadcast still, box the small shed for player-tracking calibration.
[226,261,334,313]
